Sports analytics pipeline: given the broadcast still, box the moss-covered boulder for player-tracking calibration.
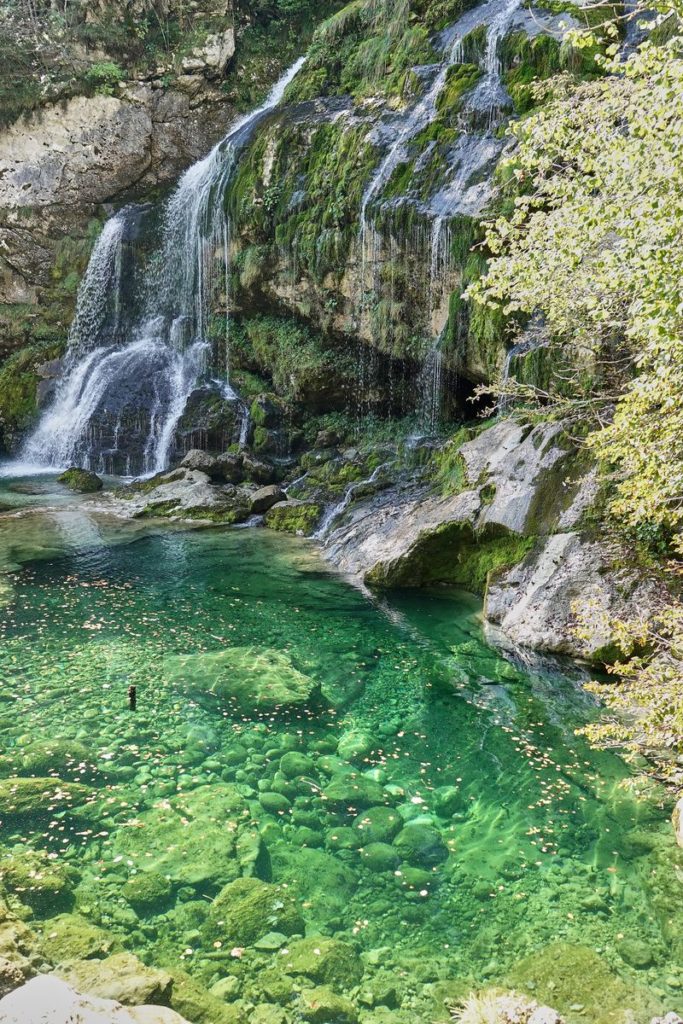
[269,846,358,922]
[56,468,103,493]
[322,773,385,808]
[122,872,173,914]
[13,739,103,783]
[112,802,247,889]
[392,823,449,868]
[352,806,401,845]
[170,968,247,1024]
[281,936,363,989]
[38,913,117,963]
[298,985,358,1023]
[163,646,320,713]
[0,777,92,821]
[0,850,79,913]
[506,942,665,1023]
[203,877,304,947]
[264,500,322,535]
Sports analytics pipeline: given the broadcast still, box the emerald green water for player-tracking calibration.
[0,476,681,1022]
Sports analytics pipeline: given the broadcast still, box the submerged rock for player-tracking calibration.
[0,850,79,913]
[39,914,117,964]
[392,823,449,867]
[203,877,304,947]
[0,777,92,821]
[163,646,320,712]
[298,985,358,1023]
[281,936,363,988]
[57,468,103,493]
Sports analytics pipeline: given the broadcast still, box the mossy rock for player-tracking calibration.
[171,969,247,1024]
[0,850,79,913]
[122,872,173,914]
[323,774,385,808]
[281,936,363,989]
[298,985,358,1023]
[13,739,103,783]
[392,823,449,868]
[352,806,402,845]
[57,951,172,1007]
[163,646,320,713]
[269,846,358,922]
[506,941,666,1023]
[0,777,93,821]
[203,876,304,947]
[39,913,117,963]
[56,468,103,493]
[264,501,322,535]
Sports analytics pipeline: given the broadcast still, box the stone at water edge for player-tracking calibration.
[57,952,172,1006]
[0,975,191,1024]
[56,467,103,493]
[180,449,219,475]
[250,484,286,514]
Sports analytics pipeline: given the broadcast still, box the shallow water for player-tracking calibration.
[0,475,681,1021]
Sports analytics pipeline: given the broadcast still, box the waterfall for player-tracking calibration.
[22,58,304,478]
[499,314,548,412]
[357,0,523,425]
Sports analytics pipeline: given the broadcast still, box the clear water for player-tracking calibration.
[0,477,681,1021]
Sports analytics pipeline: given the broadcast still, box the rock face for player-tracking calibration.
[484,531,661,660]
[0,975,191,1024]
[323,418,662,661]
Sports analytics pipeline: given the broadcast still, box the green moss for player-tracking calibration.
[0,340,65,451]
[367,521,535,594]
[264,501,322,534]
[57,468,103,493]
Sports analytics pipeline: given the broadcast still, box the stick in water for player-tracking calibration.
[128,685,137,711]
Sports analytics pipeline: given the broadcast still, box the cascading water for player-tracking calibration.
[358,0,523,431]
[22,58,304,478]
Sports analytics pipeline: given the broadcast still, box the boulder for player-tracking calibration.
[57,468,103,493]
[112,800,248,889]
[0,975,191,1023]
[57,953,172,1006]
[298,986,357,1023]
[280,936,363,988]
[323,774,385,808]
[163,646,320,713]
[352,806,401,845]
[203,877,304,947]
[179,450,219,475]
[39,914,117,963]
[392,824,449,867]
[0,850,79,912]
[181,29,235,76]
[242,454,277,484]
[214,452,245,483]
[264,500,321,535]
[0,777,92,821]
[250,485,286,514]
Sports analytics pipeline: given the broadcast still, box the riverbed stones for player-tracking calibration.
[617,937,655,969]
[122,874,173,915]
[323,774,385,808]
[352,806,401,845]
[0,777,93,821]
[0,850,79,912]
[359,843,400,873]
[432,786,463,818]
[298,985,358,1023]
[279,752,314,779]
[163,647,319,712]
[392,823,448,867]
[203,877,304,947]
[281,937,363,988]
[337,731,375,762]
[57,952,173,1006]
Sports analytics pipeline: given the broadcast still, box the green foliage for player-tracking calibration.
[431,426,474,494]
[469,40,683,542]
[579,603,683,772]
[83,61,124,95]
[0,340,64,448]
[230,315,356,408]
[286,0,436,102]
[264,500,322,533]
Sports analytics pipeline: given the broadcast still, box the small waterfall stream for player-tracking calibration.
[358,0,522,430]
[22,59,304,478]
